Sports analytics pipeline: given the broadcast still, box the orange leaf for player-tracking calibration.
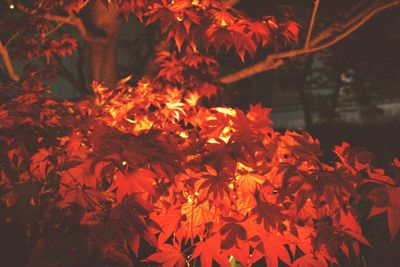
[192,235,228,267]
[146,243,186,267]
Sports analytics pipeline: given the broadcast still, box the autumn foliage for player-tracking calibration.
[0,0,399,267]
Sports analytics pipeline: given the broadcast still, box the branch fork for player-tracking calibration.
[219,0,400,84]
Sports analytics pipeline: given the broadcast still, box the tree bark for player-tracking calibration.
[83,0,121,88]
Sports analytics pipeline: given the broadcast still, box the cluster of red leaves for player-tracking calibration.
[154,50,219,98]
[1,1,398,266]
[2,0,298,66]
[21,34,78,62]
[1,75,399,266]
[145,0,299,61]
[0,1,80,68]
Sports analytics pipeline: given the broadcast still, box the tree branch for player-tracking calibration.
[308,1,381,47]
[43,14,108,44]
[16,1,108,45]
[0,41,20,82]
[222,0,241,7]
[219,0,400,84]
[305,0,320,49]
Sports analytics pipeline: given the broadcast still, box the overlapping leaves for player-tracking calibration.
[1,77,398,266]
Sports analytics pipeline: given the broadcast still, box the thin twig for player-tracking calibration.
[219,0,400,84]
[42,0,90,37]
[5,31,21,47]
[43,16,74,37]
[16,1,107,44]
[0,41,20,81]
[365,177,398,187]
[305,0,320,49]
[44,14,108,44]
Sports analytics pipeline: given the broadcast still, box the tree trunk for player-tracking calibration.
[83,0,121,88]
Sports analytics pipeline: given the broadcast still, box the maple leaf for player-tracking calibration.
[145,1,202,51]
[63,131,88,157]
[278,131,322,164]
[117,0,148,21]
[246,21,271,47]
[150,208,182,244]
[199,82,218,98]
[285,226,314,256]
[59,159,97,188]
[146,243,186,267]
[250,200,286,230]
[114,168,156,202]
[30,148,57,179]
[181,52,219,69]
[59,184,107,210]
[205,26,234,52]
[192,234,229,267]
[7,147,26,170]
[339,209,371,246]
[236,172,265,194]
[230,28,257,61]
[196,165,233,201]
[257,233,291,267]
[156,51,184,83]
[334,142,376,173]
[85,195,155,264]
[235,192,257,215]
[246,103,272,133]
[184,90,200,107]
[52,35,78,57]
[283,21,300,42]
[365,167,396,186]
[222,239,250,266]
[368,185,400,240]
[292,254,328,267]
[219,219,247,249]
[1,2,398,264]
[181,199,216,237]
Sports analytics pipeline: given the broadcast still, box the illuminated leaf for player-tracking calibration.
[146,243,186,267]
[192,235,228,267]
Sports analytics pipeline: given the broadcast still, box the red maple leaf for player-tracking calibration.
[368,185,400,240]
[258,233,291,267]
[146,243,186,267]
[150,208,182,244]
[196,165,233,201]
[339,209,371,246]
[60,184,107,210]
[192,234,229,267]
[181,199,216,239]
[292,254,328,267]
[236,173,265,194]
[30,148,57,179]
[114,168,156,202]
[246,103,272,133]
